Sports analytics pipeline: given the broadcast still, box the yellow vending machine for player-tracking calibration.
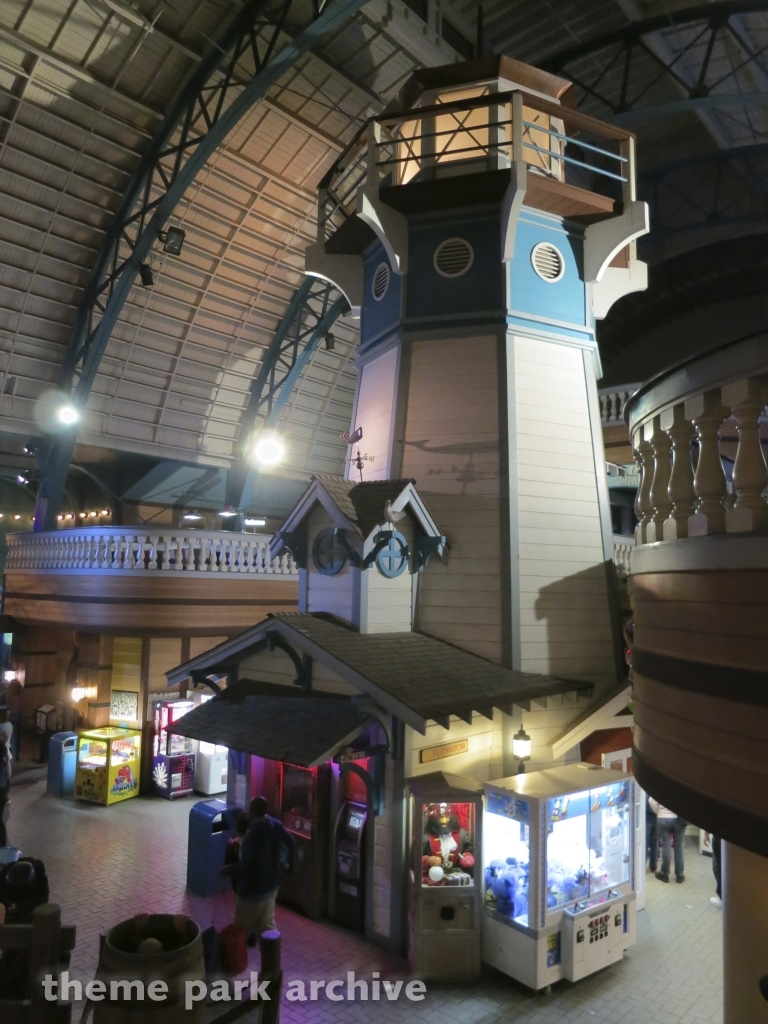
[75,727,142,805]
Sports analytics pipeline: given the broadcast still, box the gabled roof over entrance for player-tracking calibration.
[172,692,373,769]
[269,475,445,561]
[166,612,593,734]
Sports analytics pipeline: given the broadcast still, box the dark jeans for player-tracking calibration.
[0,786,8,847]
[712,835,722,898]
[658,817,686,879]
[647,817,659,869]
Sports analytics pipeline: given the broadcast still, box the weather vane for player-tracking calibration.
[341,426,375,482]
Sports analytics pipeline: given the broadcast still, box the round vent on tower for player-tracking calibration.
[531,242,565,282]
[433,237,474,278]
[372,261,390,301]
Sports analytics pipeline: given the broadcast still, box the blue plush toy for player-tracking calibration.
[485,857,528,918]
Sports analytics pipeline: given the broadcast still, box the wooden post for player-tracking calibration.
[29,904,65,1024]
[139,638,153,793]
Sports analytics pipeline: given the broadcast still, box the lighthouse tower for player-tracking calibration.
[306,55,648,695]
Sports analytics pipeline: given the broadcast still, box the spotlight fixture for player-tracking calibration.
[13,514,21,521]
[0,514,3,519]
[101,510,110,516]
[65,513,74,520]
[182,509,203,521]
[89,511,98,517]
[218,505,239,518]
[16,474,28,485]
[251,434,285,467]
[139,263,154,287]
[159,226,186,255]
[22,443,37,456]
[324,332,335,351]
[57,403,79,425]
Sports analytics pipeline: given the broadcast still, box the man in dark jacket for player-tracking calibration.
[234,796,294,943]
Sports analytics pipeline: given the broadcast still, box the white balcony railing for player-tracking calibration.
[5,527,298,576]
[599,385,641,425]
[612,534,635,578]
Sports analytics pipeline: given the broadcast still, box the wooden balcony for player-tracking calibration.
[3,527,299,635]
[624,331,768,857]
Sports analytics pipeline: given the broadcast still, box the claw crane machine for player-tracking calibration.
[482,764,636,991]
[153,699,195,799]
[407,772,484,983]
[75,727,141,805]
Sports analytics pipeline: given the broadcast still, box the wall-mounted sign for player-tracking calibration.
[110,689,139,722]
[420,738,469,764]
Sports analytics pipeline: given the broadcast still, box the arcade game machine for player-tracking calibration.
[75,727,141,805]
[331,765,370,933]
[152,699,195,799]
[407,773,483,983]
[194,741,228,795]
[278,762,330,920]
[192,693,228,795]
[482,764,636,991]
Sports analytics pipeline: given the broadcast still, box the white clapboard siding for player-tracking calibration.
[363,519,413,633]
[400,335,503,662]
[306,507,356,624]
[347,346,399,481]
[417,493,502,662]
[408,713,504,782]
[512,335,615,687]
[238,647,358,695]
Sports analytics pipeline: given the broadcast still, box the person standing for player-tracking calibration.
[5,678,21,762]
[709,834,722,907]
[0,730,11,848]
[234,796,294,944]
[649,797,687,882]
[646,794,658,872]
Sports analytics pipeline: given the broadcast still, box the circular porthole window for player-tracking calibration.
[531,242,565,282]
[372,261,390,301]
[433,237,474,278]
[312,528,347,576]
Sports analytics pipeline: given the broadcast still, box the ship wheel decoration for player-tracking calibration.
[312,528,347,576]
[374,529,409,578]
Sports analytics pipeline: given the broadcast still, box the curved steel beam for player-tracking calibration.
[225,276,348,510]
[33,0,368,532]
[543,2,768,119]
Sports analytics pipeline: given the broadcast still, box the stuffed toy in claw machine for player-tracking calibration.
[422,802,475,885]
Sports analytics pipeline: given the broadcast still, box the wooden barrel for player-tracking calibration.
[93,914,205,1024]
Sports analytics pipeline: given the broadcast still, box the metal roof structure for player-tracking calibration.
[1,0,766,515]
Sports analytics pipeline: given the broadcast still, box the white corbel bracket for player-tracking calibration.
[305,242,363,318]
[356,185,408,274]
[584,200,649,284]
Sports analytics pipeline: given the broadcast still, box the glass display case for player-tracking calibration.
[152,700,195,800]
[483,765,636,992]
[407,772,483,983]
[75,727,142,805]
[483,790,530,925]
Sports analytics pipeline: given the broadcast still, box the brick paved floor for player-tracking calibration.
[6,779,723,1023]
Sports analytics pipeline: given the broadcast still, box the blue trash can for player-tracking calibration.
[47,732,78,798]
[187,799,236,896]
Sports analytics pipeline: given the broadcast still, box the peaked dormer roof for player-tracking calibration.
[269,474,445,561]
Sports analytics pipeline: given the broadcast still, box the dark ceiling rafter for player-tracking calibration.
[542,2,768,120]
[225,275,349,511]
[31,0,369,533]
[637,141,768,261]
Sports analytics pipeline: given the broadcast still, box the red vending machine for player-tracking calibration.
[153,699,195,800]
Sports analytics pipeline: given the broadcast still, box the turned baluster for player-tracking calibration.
[721,378,768,533]
[633,429,655,544]
[646,416,672,543]
[685,391,727,536]
[661,404,696,540]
